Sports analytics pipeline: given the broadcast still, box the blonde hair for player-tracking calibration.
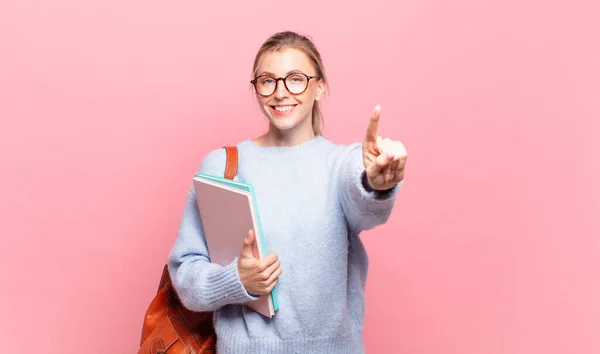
[252,31,328,136]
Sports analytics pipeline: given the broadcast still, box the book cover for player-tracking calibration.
[192,172,279,318]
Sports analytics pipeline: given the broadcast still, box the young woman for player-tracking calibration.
[168,30,407,353]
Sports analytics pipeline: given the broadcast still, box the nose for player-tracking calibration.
[273,78,289,100]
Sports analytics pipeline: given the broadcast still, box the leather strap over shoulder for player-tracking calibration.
[223,146,238,180]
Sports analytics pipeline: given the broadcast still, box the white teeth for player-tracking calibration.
[274,105,293,112]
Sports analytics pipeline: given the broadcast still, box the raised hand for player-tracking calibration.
[362,105,408,191]
[237,229,282,296]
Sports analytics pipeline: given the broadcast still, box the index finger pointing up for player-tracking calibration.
[364,105,381,143]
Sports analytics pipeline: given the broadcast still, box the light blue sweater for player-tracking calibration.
[168,135,400,353]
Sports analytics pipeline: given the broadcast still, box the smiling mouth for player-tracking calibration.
[270,104,298,115]
[271,105,297,112]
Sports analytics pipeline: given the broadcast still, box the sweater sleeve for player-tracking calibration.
[338,143,401,234]
[167,148,258,312]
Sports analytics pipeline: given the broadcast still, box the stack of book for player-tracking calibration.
[193,173,279,318]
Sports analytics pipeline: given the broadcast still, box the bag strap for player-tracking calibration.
[224,146,238,180]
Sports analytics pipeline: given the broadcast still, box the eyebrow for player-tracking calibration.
[256,70,307,77]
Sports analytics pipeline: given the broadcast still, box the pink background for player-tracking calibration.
[1,0,598,353]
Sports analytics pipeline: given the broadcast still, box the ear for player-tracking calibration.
[315,79,326,101]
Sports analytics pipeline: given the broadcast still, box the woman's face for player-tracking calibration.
[253,48,325,134]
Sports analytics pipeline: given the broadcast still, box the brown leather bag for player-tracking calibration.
[138,146,239,354]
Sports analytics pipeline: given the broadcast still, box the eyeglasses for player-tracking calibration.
[250,72,319,97]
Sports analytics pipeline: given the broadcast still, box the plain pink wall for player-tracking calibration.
[1,0,598,353]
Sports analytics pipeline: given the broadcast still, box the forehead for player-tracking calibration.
[256,48,314,76]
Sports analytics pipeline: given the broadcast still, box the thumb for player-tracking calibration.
[366,151,394,176]
[240,229,255,259]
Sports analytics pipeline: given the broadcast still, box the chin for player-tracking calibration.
[270,117,303,131]
[263,104,308,131]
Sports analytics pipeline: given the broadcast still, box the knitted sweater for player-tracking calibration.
[168,135,400,353]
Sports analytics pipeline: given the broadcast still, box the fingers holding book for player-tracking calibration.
[238,229,282,296]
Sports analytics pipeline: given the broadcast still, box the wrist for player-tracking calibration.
[362,170,398,194]
[362,171,376,192]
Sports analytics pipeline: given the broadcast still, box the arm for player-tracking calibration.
[339,143,401,234]
[339,104,407,234]
[167,148,258,312]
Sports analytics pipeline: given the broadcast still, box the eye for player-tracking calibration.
[288,74,306,83]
